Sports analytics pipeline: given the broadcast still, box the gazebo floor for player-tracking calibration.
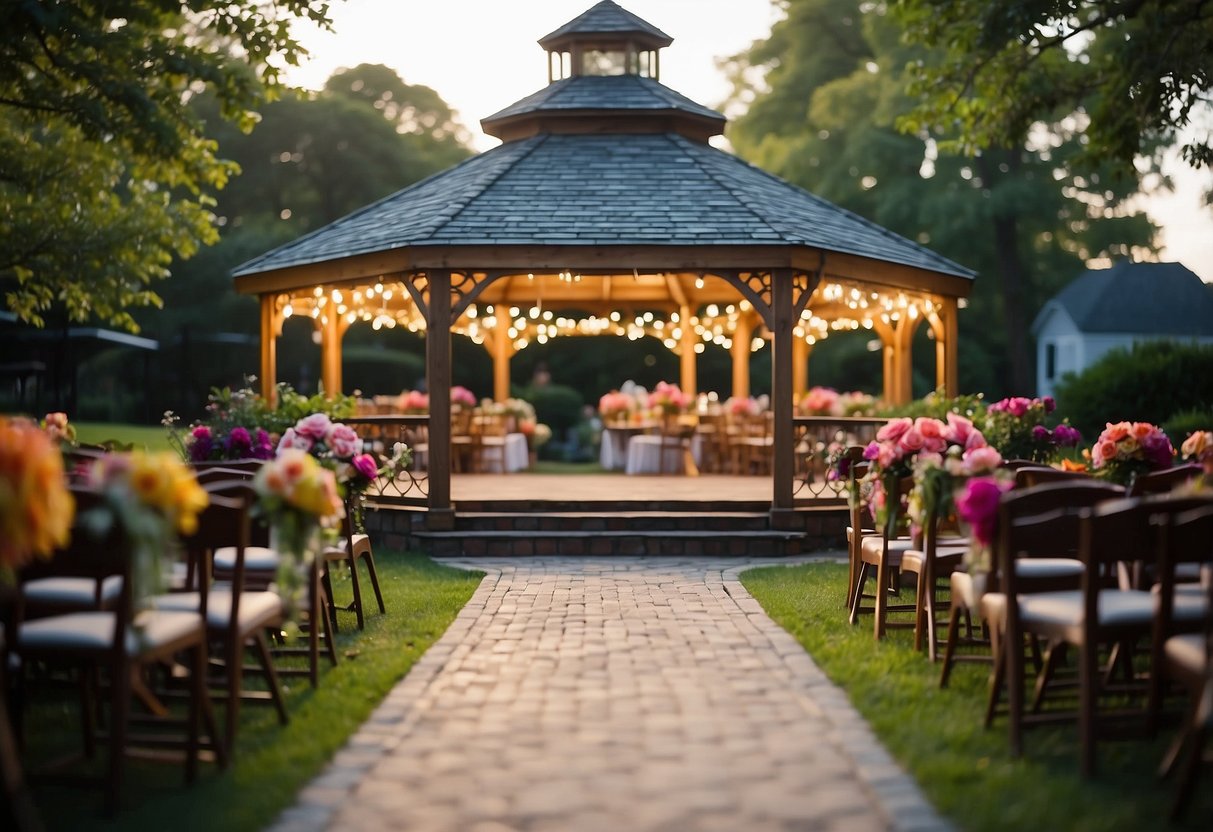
[369,473,847,557]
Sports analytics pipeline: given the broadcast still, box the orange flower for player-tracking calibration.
[1059,458,1088,472]
[1,418,74,571]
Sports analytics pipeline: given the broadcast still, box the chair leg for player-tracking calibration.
[849,562,871,626]
[985,626,1005,730]
[224,638,242,754]
[105,662,131,817]
[912,569,927,652]
[321,565,340,635]
[1007,625,1025,756]
[253,631,289,726]
[940,605,962,688]
[873,557,889,640]
[79,664,96,759]
[347,553,365,631]
[362,551,386,615]
[1032,642,1066,713]
[185,642,202,785]
[1079,639,1099,778]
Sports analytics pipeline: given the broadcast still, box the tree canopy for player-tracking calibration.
[893,0,1213,186]
[0,0,332,331]
[722,0,1158,397]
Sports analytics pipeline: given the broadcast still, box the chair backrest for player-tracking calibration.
[194,466,257,485]
[1152,503,1213,645]
[1014,466,1093,488]
[997,481,1124,595]
[192,458,265,474]
[1127,463,1203,497]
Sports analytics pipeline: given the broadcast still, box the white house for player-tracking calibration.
[1031,261,1213,398]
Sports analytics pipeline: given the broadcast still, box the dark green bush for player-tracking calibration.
[518,383,584,436]
[1054,341,1213,438]
[1164,408,1213,441]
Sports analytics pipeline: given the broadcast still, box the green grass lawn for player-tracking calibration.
[21,552,483,831]
[741,562,1213,832]
[74,421,174,453]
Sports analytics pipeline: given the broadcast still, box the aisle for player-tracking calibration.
[269,558,949,832]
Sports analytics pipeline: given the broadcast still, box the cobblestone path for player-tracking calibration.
[271,558,950,832]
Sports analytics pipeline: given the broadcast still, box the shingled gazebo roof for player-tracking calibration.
[234,131,971,283]
[538,0,673,49]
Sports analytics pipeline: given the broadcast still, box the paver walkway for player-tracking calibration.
[271,558,951,832]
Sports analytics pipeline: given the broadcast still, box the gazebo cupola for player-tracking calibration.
[539,0,672,81]
[481,0,725,144]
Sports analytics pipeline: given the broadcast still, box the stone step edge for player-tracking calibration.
[410,529,805,540]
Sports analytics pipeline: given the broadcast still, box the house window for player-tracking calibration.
[1045,343,1057,380]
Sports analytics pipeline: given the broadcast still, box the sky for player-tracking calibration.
[283,0,1213,282]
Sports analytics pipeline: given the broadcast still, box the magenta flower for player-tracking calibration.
[956,476,1012,547]
[352,453,379,481]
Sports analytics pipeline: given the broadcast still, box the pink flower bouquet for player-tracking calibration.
[1089,421,1175,486]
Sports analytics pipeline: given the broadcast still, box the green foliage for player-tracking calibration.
[741,562,1213,830]
[518,383,585,437]
[0,1,334,331]
[26,552,483,832]
[1054,341,1213,438]
[877,390,986,422]
[1164,408,1213,440]
[722,0,1158,397]
[894,0,1213,187]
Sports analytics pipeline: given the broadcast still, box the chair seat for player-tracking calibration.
[323,533,371,559]
[1018,589,1155,636]
[22,575,123,608]
[859,535,917,564]
[1164,633,1207,676]
[18,610,203,655]
[1017,558,1085,581]
[214,545,279,572]
[902,544,970,573]
[151,590,284,630]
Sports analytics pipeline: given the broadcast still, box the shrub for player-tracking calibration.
[1164,408,1213,440]
[1054,341,1213,438]
[518,383,584,437]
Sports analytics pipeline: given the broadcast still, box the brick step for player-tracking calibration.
[451,499,773,513]
[409,529,807,557]
[451,511,774,533]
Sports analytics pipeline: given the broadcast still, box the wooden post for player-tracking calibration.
[425,271,454,528]
[319,306,342,398]
[793,336,810,400]
[679,304,697,397]
[259,294,279,408]
[892,314,921,404]
[871,319,896,404]
[731,314,753,399]
[941,298,959,396]
[770,269,795,524]
[492,318,513,402]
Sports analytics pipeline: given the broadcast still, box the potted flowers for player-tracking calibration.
[980,396,1081,463]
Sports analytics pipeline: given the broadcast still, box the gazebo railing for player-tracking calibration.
[792,416,885,505]
[345,415,430,509]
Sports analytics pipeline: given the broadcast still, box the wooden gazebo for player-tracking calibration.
[233,0,974,529]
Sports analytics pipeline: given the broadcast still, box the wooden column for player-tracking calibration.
[319,307,342,398]
[731,314,753,398]
[792,337,810,399]
[425,271,454,528]
[940,298,959,396]
[492,318,513,402]
[679,304,697,397]
[892,314,921,404]
[770,269,795,523]
[871,319,896,404]
[259,294,279,408]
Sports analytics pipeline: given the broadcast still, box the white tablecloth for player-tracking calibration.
[624,434,704,475]
[411,432,529,472]
[478,432,530,473]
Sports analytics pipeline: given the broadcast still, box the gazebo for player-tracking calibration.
[233,0,974,530]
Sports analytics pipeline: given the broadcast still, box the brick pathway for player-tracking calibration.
[270,558,951,832]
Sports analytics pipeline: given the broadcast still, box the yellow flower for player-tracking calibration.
[1,418,74,570]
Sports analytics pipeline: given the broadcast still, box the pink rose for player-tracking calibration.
[277,427,314,454]
[876,417,913,444]
[963,445,1003,474]
[352,453,379,481]
[898,426,925,454]
[945,413,976,447]
[915,417,948,453]
[965,428,988,451]
[294,413,333,440]
[326,423,362,458]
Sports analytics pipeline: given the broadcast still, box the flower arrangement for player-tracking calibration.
[82,451,209,610]
[648,381,690,415]
[1181,431,1213,476]
[863,413,989,530]
[40,411,77,445]
[277,413,380,496]
[598,390,637,421]
[725,396,762,417]
[395,389,430,414]
[1088,421,1175,486]
[954,474,1015,580]
[799,386,841,416]
[252,448,344,618]
[1,417,75,578]
[980,396,1081,463]
[451,385,477,409]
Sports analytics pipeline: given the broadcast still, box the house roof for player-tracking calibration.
[233,131,974,282]
[481,74,726,136]
[1034,261,1213,336]
[538,0,673,49]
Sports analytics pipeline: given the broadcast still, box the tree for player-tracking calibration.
[0,1,333,331]
[893,0,1213,187]
[722,0,1157,396]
